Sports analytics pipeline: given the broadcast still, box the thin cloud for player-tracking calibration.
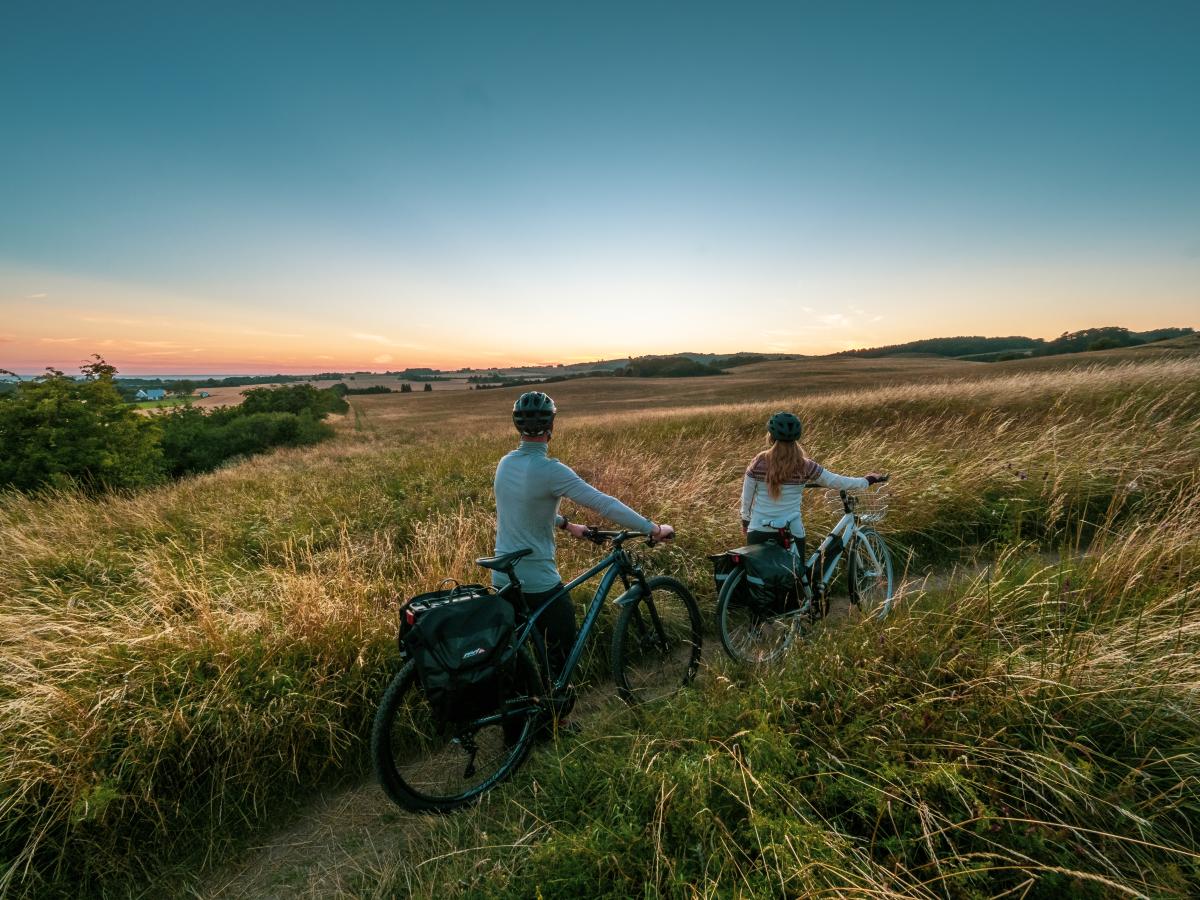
[351,332,417,349]
[26,293,48,300]
[239,328,304,339]
[374,353,394,364]
[40,337,81,343]
[0,334,15,343]
[80,315,147,327]
[819,314,850,327]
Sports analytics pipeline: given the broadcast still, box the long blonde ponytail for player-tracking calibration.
[761,438,808,500]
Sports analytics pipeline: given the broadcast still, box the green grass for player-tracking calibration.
[2,357,1199,897]
[128,396,192,409]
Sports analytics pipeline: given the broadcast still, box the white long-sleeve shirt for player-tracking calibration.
[739,454,868,537]
[494,441,655,592]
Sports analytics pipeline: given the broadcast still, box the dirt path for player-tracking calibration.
[197,781,407,900]
[195,567,956,899]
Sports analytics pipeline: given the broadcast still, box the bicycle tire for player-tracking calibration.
[847,527,894,617]
[715,567,800,664]
[610,575,702,706]
[371,635,543,813]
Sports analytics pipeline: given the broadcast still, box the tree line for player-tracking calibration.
[834,327,1194,360]
[0,358,347,493]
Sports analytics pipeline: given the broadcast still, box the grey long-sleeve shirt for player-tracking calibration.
[493,441,655,592]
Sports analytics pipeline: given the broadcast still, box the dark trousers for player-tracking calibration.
[522,583,576,682]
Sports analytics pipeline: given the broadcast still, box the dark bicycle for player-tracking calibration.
[371,529,703,812]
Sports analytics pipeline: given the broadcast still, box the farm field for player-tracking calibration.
[2,341,1199,898]
[344,335,1200,437]
[185,375,476,410]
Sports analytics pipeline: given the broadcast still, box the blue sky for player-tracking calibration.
[1,1,1197,372]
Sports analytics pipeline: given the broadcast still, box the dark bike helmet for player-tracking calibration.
[767,411,802,442]
[512,391,557,435]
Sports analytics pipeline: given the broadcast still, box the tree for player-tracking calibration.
[423,383,433,392]
[240,384,348,416]
[0,357,163,492]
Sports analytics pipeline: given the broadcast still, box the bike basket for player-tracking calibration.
[824,484,890,524]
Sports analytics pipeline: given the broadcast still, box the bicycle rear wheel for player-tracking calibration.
[611,576,702,705]
[716,568,800,664]
[848,527,894,617]
[371,638,544,813]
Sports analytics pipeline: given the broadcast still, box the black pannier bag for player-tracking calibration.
[711,543,805,614]
[709,547,750,600]
[397,583,517,727]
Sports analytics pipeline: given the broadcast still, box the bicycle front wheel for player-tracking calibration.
[371,638,544,813]
[716,567,799,664]
[848,527,894,617]
[611,576,702,706]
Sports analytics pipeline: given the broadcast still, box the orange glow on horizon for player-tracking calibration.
[2,261,1196,375]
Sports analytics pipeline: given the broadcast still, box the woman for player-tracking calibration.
[740,412,885,564]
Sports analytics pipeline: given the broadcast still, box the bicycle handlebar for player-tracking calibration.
[581,528,667,547]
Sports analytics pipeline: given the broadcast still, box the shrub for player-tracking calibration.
[0,357,164,493]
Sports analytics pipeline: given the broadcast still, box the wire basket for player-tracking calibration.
[821,484,890,524]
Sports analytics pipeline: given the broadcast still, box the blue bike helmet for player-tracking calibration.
[767,411,802,442]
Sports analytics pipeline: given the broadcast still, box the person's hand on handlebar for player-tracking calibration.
[865,472,889,485]
[564,521,592,539]
[650,523,675,543]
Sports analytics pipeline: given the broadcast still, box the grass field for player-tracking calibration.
[2,340,1199,898]
[129,396,192,410]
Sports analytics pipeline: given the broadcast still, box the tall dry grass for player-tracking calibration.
[0,357,1198,896]
[369,457,1200,899]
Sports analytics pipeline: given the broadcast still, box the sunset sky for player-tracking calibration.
[2,1,1197,375]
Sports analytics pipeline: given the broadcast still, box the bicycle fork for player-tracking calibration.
[615,560,670,653]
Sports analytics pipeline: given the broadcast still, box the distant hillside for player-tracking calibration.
[837,327,1194,361]
[835,336,1041,359]
[618,355,725,378]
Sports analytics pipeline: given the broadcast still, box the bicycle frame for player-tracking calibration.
[792,490,887,606]
[498,544,643,695]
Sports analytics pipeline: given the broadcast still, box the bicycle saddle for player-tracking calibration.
[474,548,533,571]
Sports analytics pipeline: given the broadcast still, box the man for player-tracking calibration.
[493,391,674,678]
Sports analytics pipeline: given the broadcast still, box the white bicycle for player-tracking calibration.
[714,480,894,664]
